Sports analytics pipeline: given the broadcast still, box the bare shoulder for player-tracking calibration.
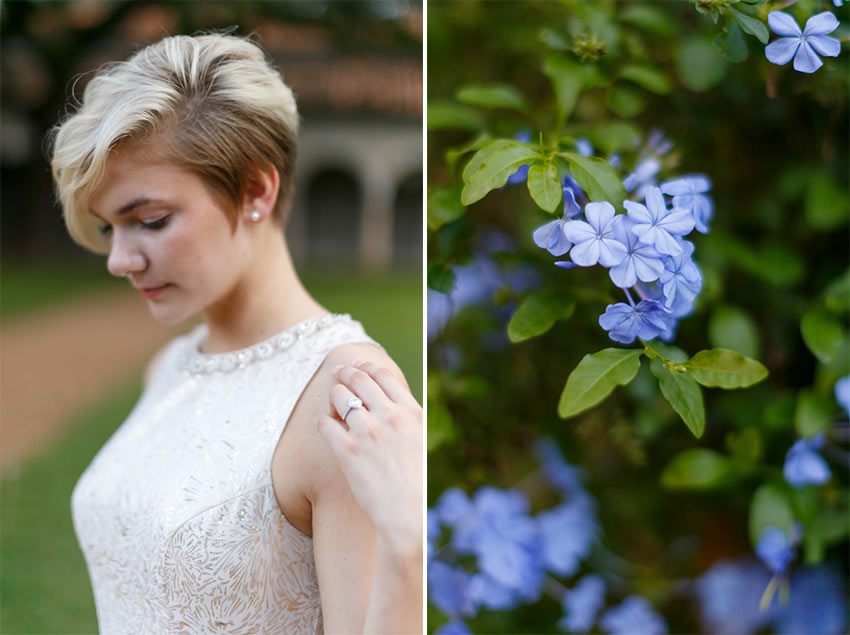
[270,341,406,533]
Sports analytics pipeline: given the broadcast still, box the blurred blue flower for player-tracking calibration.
[658,239,702,310]
[538,499,598,577]
[599,596,668,635]
[451,257,502,312]
[756,526,796,575]
[625,187,695,257]
[532,187,581,256]
[765,11,840,74]
[563,202,628,268]
[435,620,471,635]
[660,174,713,233]
[436,487,473,527]
[428,508,441,560]
[608,215,665,289]
[623,157,661,198]
[835,375,850,417]
[575,137,594,157]
[558,574,606,633]
[451,487,546,604]
[834,0,845,7]
[776,566,849,634]
[506,130,533,185]
[428,560,478,618]
[696,559,778,634]
[599,299,670,344]
[469,571,529,610]
[783,433,831,487]
[428,289,453,341]
[534,438,584,498]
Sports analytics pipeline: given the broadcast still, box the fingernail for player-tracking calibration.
[332,365,343,375]
[352,359,365,367]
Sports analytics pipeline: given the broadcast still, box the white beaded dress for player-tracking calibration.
[71,313,376,634]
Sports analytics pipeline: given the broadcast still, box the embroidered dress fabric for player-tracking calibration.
[71,314,376,634]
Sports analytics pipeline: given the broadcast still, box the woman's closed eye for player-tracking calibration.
[141,216,170,230]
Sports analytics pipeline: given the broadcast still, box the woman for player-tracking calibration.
[49,33,422,634]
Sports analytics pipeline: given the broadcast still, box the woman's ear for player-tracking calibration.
[242,162,281,223]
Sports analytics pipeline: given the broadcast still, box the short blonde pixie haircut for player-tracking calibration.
[49,33,299,254]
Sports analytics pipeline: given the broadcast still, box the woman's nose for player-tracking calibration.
[107,232,147,277]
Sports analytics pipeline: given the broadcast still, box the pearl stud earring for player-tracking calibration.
[249,210,261,222]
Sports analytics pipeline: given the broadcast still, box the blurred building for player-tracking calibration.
[0,1,422,272]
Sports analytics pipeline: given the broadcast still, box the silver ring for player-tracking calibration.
[342,396,363,422]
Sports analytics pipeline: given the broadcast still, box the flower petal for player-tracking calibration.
[803,11,839,36]
[645,187,667,222]
[598,238,628,268]
[610,258,637,288]
[562,220,596,243]
[766,37,801,66]
[653,229,683,257]
[624,200,651,224]
[807,34,841,58]
[768,11,802,37]
[584,202,615,232]
[633,253,665,282]
[658,209,696,236]
[533,220,560,250]
[570,239,601,267]
[793,41,823,73]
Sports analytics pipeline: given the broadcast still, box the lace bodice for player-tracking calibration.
[71,314,376,634]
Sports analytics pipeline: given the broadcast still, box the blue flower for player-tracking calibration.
[660,174,713,233]
[436,487,474,527]
[835,375,850,417]
[756,526,797,575]
[506,130,533,184]
[558,574,606,633]
[469,571,528,610]
[776,566,849,634]
[599,299,670,344]
[696,559,778,634]
[783,433,831,488]
[765,11,841,74]
[538,499,598,577]
[575,137,594,157]
[428,560,478,618]
[623,157,661,198]
[658,239,702,311]
[563,202,628,268]
[625,187,695,256]
[532,187,581,256]
[428,289,452,341]
[608,216,665,289]
[435,620,472,635]
[534,438,584,498]
[600,596,668,635]
[451,487,546,603]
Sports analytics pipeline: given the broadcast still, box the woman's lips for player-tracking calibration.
[138,284,170,299]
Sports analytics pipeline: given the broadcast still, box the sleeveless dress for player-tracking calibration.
[71,313,377,634]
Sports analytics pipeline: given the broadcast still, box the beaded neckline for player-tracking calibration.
[180,313,352,375]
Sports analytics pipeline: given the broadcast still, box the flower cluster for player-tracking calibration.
[428,439,668,634]
[532,144,711,344]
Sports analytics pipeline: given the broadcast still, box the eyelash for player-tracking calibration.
[98,216,169,236]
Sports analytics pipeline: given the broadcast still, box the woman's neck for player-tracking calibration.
[200,230,326,354]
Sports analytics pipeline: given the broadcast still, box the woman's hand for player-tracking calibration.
[317,360,423,555]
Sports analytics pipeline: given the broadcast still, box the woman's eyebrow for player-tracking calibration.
[114,196,169,216]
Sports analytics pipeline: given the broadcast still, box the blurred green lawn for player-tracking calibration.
[0,265,421,634]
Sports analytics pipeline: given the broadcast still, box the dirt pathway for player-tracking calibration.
[0,289,186,472]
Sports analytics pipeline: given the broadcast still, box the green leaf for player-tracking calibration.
[427,264,456,294]
[427,399,456,452]
[804,503,850,564]
[749,483,795,546]
[795,389,833,437]
[727,426,763,466]
[456,83,530,113]
[428,187,466,232]
[728,7,769,43]
[650,359,706,437]
[560,153,627,210]
[427,100,485,131]
[708,306,760,359]
[543,57,604,125]
[713,21,749,63]
[508,291,575,342]
[801,308,845,363]
[620,4,675,36]
[558,348,644,418]
[539,28,570,51]
[682,348,768,389]
[805,173,849,231]
[609,85,646,118]
[618,63,671,95]
[677,38,728,92]
[661,449,733,489]
[461,140,539,206]
[823,269,850,314]
[644,340,689,363]
[527,163,563,213]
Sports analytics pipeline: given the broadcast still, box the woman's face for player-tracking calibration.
[89,144,251,325]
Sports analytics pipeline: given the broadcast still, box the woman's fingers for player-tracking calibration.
[350,360,417,407]
[332,364,388,411]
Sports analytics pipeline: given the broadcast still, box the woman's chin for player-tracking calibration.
[145,301,194,326]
